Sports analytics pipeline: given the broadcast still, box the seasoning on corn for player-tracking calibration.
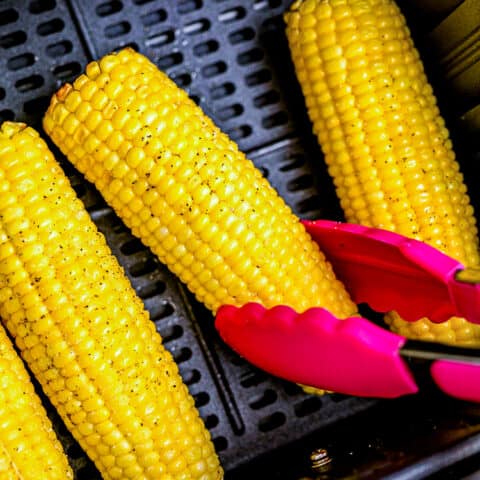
[0,323,73,479]
[43,47,357,318]
[285,0,480,345]
[0,121,222,480]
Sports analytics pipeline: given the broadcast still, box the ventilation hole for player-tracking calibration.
[145,29,175,48]
[77,464,100,480]
[0,8,18,26]
[172,72,192,88]
[141,8,167,26]
[0,110,14,122]
[0,31,27,49]
[96,0,123,16]
[133,0,154,4]
[0,88,4,101]
[237,47,263,65]
[23,96,49,114]
[7,53,35,71]
[205,414,219,429]
[258,412,286,432]
[201,61,227,78]
[240,370,267,388]
[173,347,192,364]
[157,52,183,70]
[258,166,269,178]
[183,18,210,35]
[37,18,64,36]
[53,62,82,80]
[287,174,314,192]
[210,82,235,100]
[46,40,73,57]
[178,0,202,14]
[159,324,183,343]
[280,154,305,172]
[227,124,252,141]
[15,74,44,93]
[119,238,143,256]
[296,195,322,215]
[262,15,283,32]
[245,68,271,87]
[254,0,281,9]
[29,0,56,13]
[112,221,127,233]
[262,111,288,129]
[129,257,158,277]
[67,443,85,459]
[228,27,255,45]
[249,389,277,410]
[213,436,228,452]
[105,21,131,38]
[294,396,323,417]
[194,392,210,408]
[254,90,280,109]
[138,280,166,300]
[150,302,174,321]
[219,6,246,23]
[217,103,243,121]
[183,368,201,386]
[72,183,87,198]
[193,39,219,57]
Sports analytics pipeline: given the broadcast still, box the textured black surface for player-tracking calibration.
[2,1,480,479]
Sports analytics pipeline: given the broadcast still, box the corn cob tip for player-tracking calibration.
[0,120,27,137]
[54,83,73,103]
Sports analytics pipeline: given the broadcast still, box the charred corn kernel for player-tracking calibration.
[285,0,480,345]
[0,122,222,480]
[0,322,73,479]
[43,48,357,318]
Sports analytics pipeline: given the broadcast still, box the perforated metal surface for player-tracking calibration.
[2,1,480,480]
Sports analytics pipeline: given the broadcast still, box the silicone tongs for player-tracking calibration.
[215,220,480,402]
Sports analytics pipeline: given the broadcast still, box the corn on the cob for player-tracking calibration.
[0,121,222,480]
[43,47,357,318]
[0,322,73,479]
[285,0,480,345]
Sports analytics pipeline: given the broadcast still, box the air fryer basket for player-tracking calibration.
[1,1,480,479]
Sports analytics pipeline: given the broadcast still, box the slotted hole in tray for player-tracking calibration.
[138,280,166,299]
[183,368,201,386]
[287,174,314,192]
[194,391,210,408]
[7,53,35,71]
[141,8,167,27]
[15,74,44,93]
[283,382,303,396]
[213,436,228,452]
[183,18,210,35]
[67,443,85,460]
[29,0,56,14]
[249,389,278,410]
[240,370,267,388]
[258,411,286,432]
[294,396,323,417]
[201,60,227,78]
[23,96,49,114]
[254,89,280,108]
[218,6,246,23]
[262,110,288,129]
[53,62,82,80]
[0,31,27,49]
[0,88,5,101]
[159,324,183,343]
[129,257,158,277]
[178,0,203,14]
[193,39,219,57]
[150,301,174,321]
[72,182,88,198]
[210,82,235,100]
[96,0,123,17]
[157,51,183,70]
[254,0,282,9]
[173,346,192,364]
[133,0,154,4]
[217,103,243,120]
[296,194,323,216]
[245,68,272,86]
[46,40,73,57]
[171,72,192,88]
[37,18,65,36]
[0,8,18,26]
[227,124,252,141]
[105,21,131,38]
[120,238,145,255]
[280,153,305,171]
[145,29,175,48]
[205,414,219,429]
[228,27,255,45]
[237,47,264,65]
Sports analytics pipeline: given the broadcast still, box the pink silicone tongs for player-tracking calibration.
[215,220,480,403]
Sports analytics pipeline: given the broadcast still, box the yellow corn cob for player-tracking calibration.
[0,323,73,479]
[0,122,222,480]
[285,0,480,345]
[43,47,357,318]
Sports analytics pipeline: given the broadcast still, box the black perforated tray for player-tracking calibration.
[2,1,480,479]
